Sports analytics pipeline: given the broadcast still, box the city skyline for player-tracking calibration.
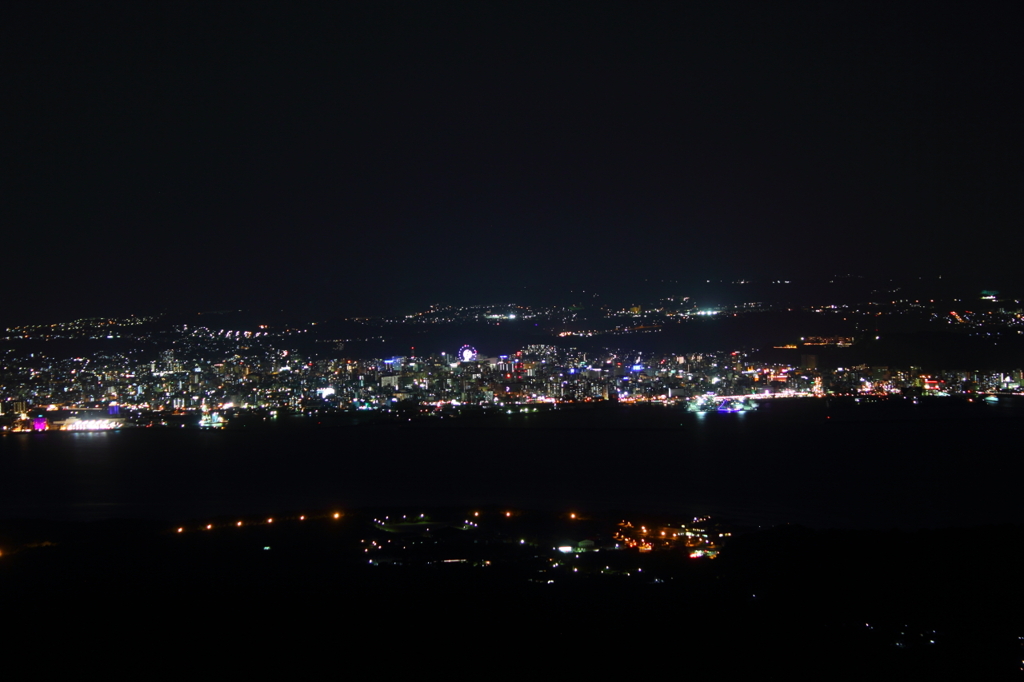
[4,278,1024,433]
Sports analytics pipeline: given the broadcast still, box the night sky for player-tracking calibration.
[5,2,1022,322]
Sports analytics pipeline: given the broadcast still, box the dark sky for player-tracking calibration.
[4,2,1022,322]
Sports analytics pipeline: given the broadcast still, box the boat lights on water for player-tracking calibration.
[686,397,758,413]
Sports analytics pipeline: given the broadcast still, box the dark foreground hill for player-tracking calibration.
[1,510,1021,676]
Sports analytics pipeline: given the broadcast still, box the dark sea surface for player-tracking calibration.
[2,398,1022,529]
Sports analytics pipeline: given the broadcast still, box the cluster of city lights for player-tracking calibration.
[63,419,121,431]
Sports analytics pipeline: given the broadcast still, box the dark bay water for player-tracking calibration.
[2,398,1022,529]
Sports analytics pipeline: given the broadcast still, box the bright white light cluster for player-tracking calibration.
[64,420,120,431]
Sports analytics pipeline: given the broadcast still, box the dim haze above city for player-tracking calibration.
[4,2,1022,324]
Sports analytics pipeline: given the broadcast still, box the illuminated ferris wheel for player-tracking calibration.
[458,345,478,363]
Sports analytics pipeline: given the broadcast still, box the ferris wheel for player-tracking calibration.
[458,345,478,363]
